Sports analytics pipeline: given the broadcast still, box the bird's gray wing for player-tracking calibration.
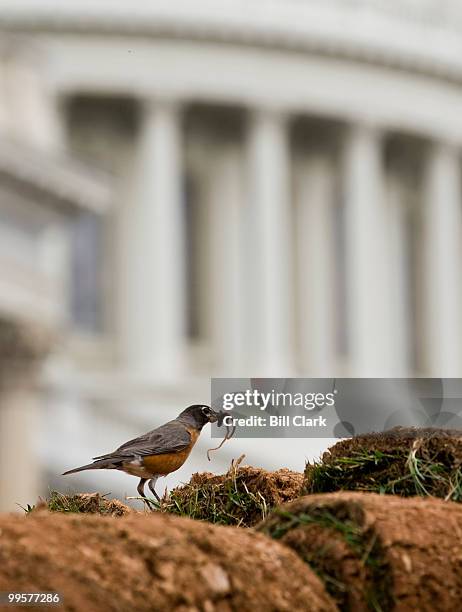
[92,420,191,460]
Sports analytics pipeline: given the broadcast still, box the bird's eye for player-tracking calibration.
[201,406,211,415]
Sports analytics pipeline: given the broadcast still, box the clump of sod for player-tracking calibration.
[259,492,462,612]
[259,494,389,611]
[25,492,131,517]
[159,456,304,527]
[305,427,462,500]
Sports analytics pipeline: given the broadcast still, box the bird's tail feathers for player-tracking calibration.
[62,458,116,476]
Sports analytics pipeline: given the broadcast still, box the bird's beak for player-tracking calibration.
[209,409,220,423]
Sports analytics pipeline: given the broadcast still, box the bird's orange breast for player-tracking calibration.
[140,427,199,476]
[141,448,190,476]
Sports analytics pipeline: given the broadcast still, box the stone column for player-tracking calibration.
[421,142,462,376]
[0,59,9,135]
[121,99,185,380]
[342,124,392,375]
[245,109,293,375]
[0,319,50,512]
[386,173,412,376]
[295,153,336,375]
[207,144,245,374]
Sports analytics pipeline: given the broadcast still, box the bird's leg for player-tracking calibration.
[148,477,160,503]
[137,477,155,510]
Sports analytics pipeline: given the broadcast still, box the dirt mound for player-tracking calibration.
[259,491,462,611]
[305,427,462,500]
[0,511,336,612]
[29,492,132,517]
[160,457,304,527]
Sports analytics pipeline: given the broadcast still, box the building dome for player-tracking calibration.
[0,0,460,376]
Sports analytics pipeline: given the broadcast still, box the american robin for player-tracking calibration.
[63,404,219,508]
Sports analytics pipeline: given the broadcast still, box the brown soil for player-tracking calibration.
[161,458,304,527]
[305,427,462,500]
[259,491,462,612]
[0,509,336,612]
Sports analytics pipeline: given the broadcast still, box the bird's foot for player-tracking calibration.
[142,497,157,511]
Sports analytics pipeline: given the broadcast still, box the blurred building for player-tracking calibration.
[1,0,462,508]
[0,34,111,510]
